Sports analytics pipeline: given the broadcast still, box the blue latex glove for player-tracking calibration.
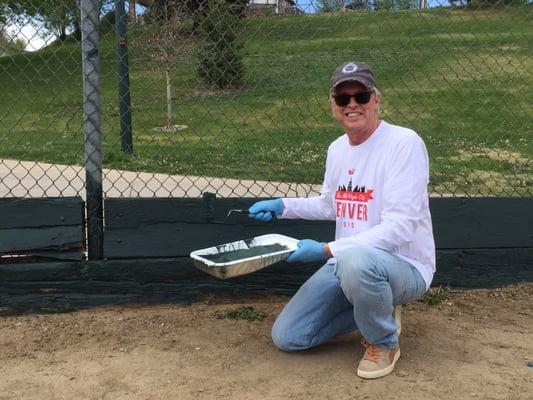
[286,239,328,263]
[248,199,284,222]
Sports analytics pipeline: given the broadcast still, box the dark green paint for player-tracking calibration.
[0,197,84,260]
[0,197,83,229]
[103,197,532,259]
[0,196,531,309]
[431,197,532,248]
[202,244,288,263]
[104,220,331,258]
[0,226,83,253]
[202,192,216,221]
[86,175,104,260]
[0,248,531,314]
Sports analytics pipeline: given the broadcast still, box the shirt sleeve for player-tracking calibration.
[279,147,336,221]
[328,134,430,255]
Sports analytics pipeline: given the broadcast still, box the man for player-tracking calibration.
[248,61,435,379]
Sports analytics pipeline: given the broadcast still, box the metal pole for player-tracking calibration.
[81,0,104,260]
[115,0,133,154]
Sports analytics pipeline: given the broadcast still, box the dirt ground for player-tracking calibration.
[1,283,532,400]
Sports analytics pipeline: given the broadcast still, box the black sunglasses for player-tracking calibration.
[333,92,373,107]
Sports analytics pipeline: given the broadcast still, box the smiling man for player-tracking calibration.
[248,61,435,379]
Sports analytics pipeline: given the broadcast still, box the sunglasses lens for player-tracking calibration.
[355,92,371,104]
[333,94,350,107]
[334,92,372,106]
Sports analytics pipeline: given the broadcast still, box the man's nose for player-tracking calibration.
[348,96,358,107]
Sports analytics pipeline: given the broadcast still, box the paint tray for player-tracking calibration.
[190,234,298,279]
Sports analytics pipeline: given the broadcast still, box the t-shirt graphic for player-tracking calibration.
[335,172,374,230]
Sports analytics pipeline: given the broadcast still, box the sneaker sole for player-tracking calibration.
[357,348,401,380]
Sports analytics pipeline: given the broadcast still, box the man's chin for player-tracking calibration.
[344,123,364,133]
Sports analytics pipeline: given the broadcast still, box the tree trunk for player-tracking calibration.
[166,67,172,128]
[59,25,67,41]
[73,21,81,40]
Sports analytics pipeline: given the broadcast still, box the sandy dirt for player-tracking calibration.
[1,283,532,400]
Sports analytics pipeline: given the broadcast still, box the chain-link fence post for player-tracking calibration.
[81,0,104,259]
[115,0,133,154]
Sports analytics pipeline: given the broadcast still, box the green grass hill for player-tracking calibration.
[0,7,531,195]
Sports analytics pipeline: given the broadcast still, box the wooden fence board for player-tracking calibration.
[103,197,532,259]
[0,197,83,229]
[0,226,83,253]
[0,197,84,260]
[430,197,532,249]
[1,248,531,288]
[0,196,531,310]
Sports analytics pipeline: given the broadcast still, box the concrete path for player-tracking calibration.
[0,159,322,199]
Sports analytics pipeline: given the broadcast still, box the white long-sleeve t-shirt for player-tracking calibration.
[280,121,436,289]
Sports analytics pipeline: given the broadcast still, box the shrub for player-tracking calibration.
[197,0,244,88]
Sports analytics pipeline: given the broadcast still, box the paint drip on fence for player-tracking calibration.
[203,243,288,263]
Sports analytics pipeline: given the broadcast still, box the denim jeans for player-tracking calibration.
[271,245,427,351]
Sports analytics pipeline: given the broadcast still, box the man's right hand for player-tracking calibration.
[248,199,284,222]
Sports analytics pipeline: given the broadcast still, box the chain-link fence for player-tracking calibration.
[1,0,531,202]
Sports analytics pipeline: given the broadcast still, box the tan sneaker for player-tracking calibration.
[357,339,401,379]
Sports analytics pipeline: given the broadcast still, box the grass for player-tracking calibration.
[420,286,452,305]
[216,306,267,321]
[0,7,531,195]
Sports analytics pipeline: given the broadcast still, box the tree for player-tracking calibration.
[317,0,347,12]
[196,0,244,88]
[2,1,114,42]
[467,0,526,6]
[0,24,26,56]
[2,0,79,41]
[375,0,418,10]
[143,23,191,129]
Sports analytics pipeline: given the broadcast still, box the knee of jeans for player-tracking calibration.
[271,322,290,352]
[271,316,309,352]
[334,246,379,291]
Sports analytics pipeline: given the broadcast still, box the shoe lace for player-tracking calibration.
[361,339,382,362]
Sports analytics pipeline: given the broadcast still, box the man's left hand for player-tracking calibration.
[286,239,329,263]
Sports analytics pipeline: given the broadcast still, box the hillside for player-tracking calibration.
[0,7,531,195]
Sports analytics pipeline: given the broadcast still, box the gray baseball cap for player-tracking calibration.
[330,62,377,92]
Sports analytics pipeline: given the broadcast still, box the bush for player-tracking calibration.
[196,0,244,88]
[466,0,527,7]
[375,0,419,10]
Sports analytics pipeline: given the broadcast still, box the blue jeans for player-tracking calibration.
[272,245,427,350]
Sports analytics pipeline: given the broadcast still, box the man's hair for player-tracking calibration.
[374,88,382,116]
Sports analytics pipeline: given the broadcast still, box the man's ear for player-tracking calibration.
[330,97,337,118]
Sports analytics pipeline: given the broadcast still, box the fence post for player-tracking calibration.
[81,0,104,260]
[115,0,133,154]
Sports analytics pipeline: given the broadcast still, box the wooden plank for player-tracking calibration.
[104,220,333,258]
[21,250,84,261]
[0,197,83,229]
[0,197,84,259]
[1,248,531,288]
[0,261,84,282]
[430,197,532,249]
[0,226,83,253]
[103,197,532,259]
[1,247,531,313]
[0,250,83,262]
[104,197,286,228]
